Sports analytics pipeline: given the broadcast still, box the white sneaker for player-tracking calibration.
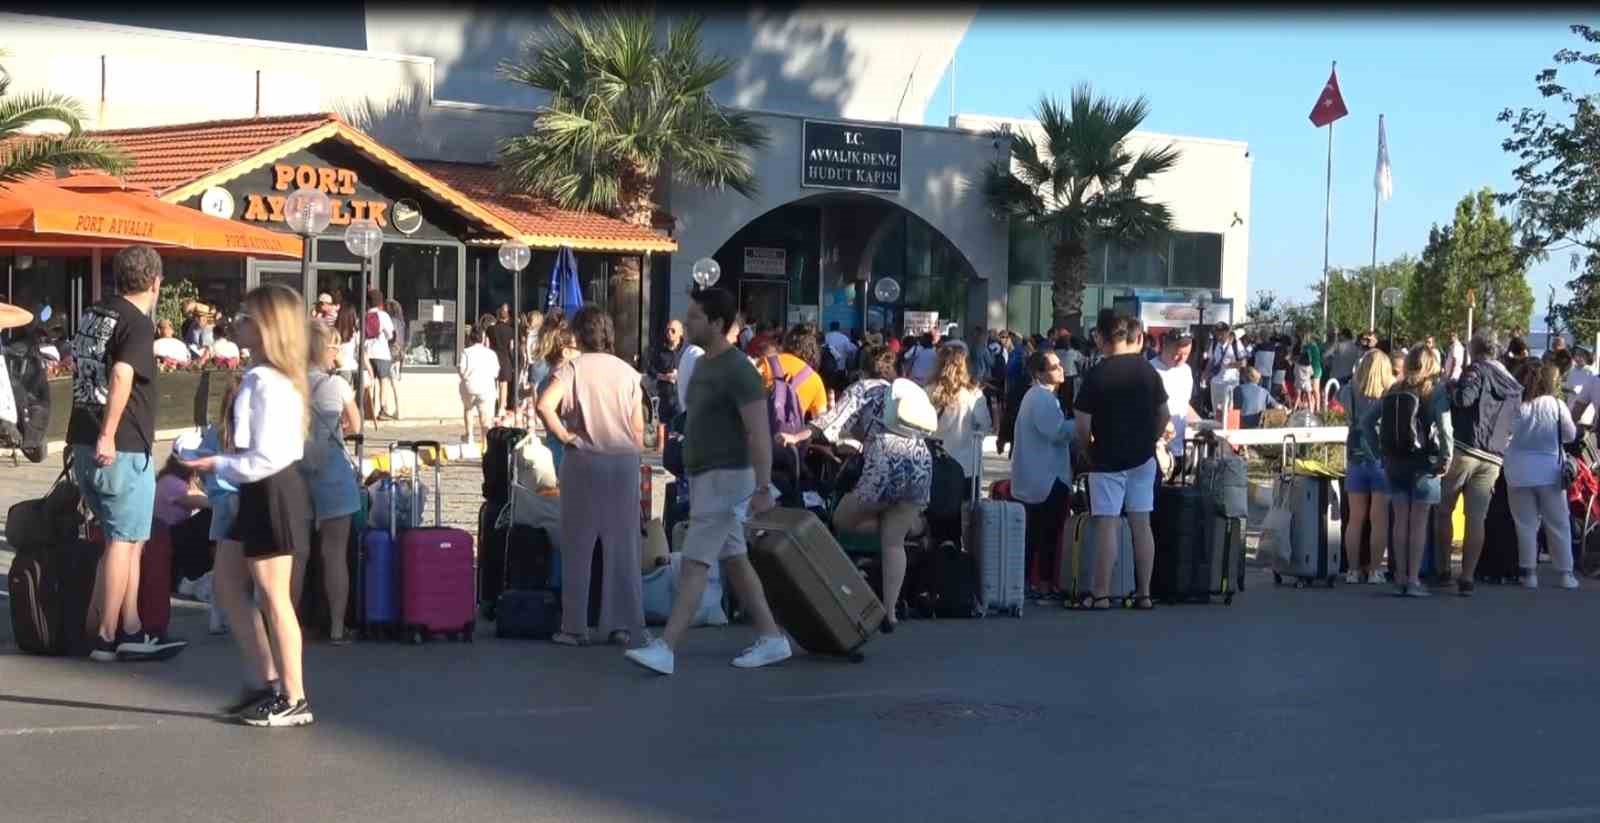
[731,635,792,669]
[623,638,675,676]
[177,577,198,598]
[1343,571,1361,584]
[1559,572,1580,590]
[1523,572,1540,590]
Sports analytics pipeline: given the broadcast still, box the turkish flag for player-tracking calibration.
[1308,67,1348,128]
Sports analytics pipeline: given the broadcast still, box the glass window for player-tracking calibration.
[1106,241,1169,287]
[316,239,364,266]
[1169,232,1223,289]
[379,243,460,369]
[5,254,75,335]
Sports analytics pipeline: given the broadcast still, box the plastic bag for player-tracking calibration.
[1259,488,1295,568]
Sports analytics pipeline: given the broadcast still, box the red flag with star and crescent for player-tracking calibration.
[1308,67,1348,128]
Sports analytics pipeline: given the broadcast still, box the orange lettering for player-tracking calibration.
[348,201,367,221]
[273,164,295,191]
[266,195,287,222]
[317,168,338,194]
[329,199,351,226]
[243,194,271,221]
[295,165,317,190]
[366,201,388,228]
[336,169,357,195]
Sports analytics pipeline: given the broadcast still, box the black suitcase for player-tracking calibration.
[8,538,101,656]
[481,427,528,500]
[479,503,555,617]
[1477,477,1523,583]
[903,539,984,619]
[1150,482,1206,603]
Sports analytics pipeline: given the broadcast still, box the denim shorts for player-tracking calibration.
[71,446,155,543]
[1345,459,1389,495]
[1385,464,1442,504]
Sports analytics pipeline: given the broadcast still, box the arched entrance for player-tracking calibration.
[709,193,980,337]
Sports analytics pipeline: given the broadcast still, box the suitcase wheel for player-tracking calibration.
[1010,606,1023,618]
[1326,576,1338,589]
[410,629,425,645]
[1272,572,1283,586]
[1223,593,1234,606]
[464,621,475,642]
[1293,578,1307,589]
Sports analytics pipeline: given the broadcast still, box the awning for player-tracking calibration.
[0,173,302,258]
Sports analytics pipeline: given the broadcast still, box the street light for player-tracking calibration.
[498,240,531,414]
[1381,286,1403,352]
[868,276,900,336]
[345,217,384,432]
[284,186,332,292]
[691,257,720,290]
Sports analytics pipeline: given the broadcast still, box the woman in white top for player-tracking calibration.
[181,284,315,728]
[1011,349,1074,602]
[1502,361,1581,590]
[928,344,992,496]
[458,326,501,445]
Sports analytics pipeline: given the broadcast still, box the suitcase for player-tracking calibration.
[138,523,174,635]
[482,426,529,501]
[1478,476,1525,583]
[475,500,551,610]
[353,436,398,639]
[969,441,1027,617]
[903,537,984,619]
[1151,483,1205,602]
[1272,471,1344,588]
[746,507,886,660]
[8,538,100,656]
[1058,510,1136,607]
[397,440,477,643]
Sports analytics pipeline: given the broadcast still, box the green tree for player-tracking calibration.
[1497,24,1600,338]
[0,48,129,182]
[155,278,200,333]
[1309,256,1419,340]
[983,85,1181,332]
[497,8,769,356]
[1403,189,1533,342]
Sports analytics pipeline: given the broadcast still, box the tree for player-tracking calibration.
[0,48,129,182]
[497,8,769,357]
[1309,256,1419,340]
[1497,24,1600,338]
[983,85,1180,332]
[1402,189,1534,343]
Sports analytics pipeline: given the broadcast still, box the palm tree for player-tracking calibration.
[0,49,130,183]
[497,7,768,355]
[984,85,1180,332]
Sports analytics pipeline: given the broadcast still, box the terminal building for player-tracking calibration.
[2,9,1249,417]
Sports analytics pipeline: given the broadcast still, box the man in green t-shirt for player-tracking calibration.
[625,288,791,676]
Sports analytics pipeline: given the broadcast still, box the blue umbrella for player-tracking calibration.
[546,245,583,319]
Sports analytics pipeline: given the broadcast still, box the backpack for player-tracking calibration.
[364,310,382,340]
[766,355,814,443]
[820,345,843,382]
[1379,390,1428,458]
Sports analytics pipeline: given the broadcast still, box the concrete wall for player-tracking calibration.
[949,113,1254,316]
[664,111,1010,330]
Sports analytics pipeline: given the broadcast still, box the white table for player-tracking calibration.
[1187,424,1349,447]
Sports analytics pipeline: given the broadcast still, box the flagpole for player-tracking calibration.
[1369,113,1381,332]
[1321,60,1335,333]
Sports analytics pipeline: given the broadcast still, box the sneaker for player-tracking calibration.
[89,635,119,663]
[222,685,279,717]
[1457,579,1476,598]
[1522,572,1540,590]
[117,631,189,661]
[1365,571,1387,585]
[1403,583,1433,598]
[1343,571,1361,584]
[240,695,315,728]
[1559,572,1580,590]
[731,635,792,669]
[623,638,675,676]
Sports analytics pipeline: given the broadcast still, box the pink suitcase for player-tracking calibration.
[398,440,477,643]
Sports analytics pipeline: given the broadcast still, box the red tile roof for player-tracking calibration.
[89,114,338,196]
[415,161,677,254]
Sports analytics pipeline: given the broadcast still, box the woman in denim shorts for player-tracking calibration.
[1361,346,1454,598]
[1338,350,1396,584]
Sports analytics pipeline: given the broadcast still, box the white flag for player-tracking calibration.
[1375,114,1393,201]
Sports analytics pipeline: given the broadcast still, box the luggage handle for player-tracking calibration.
[408,439,446,528]
[1280,434,1297,478]
[971,438,984,506]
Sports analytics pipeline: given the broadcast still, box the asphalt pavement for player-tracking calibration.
[2,425,1599,823]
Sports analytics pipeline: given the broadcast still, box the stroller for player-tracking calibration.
[1568,429,1600,578]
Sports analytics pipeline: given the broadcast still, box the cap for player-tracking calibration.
[317,293,334,305]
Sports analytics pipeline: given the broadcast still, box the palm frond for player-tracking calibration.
[1119,144,1181,191]
[0,134,130,184]
[0,91,90,137]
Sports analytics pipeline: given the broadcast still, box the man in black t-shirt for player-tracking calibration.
[1073,313,1170,611]
[67,245,186,662]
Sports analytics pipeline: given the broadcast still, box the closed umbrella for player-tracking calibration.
[545,245,583,319]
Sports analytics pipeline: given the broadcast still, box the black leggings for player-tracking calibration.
[1022,479,1072,591]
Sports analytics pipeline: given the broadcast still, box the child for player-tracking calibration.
[1294,351,1315,412]
[458,326,499,446]
[1233,366,1284,429]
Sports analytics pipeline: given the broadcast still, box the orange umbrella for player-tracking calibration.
[0,173,302,258]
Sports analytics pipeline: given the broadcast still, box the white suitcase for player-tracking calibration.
[966,442,1026,617]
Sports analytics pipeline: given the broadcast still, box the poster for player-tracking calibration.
[904,310,940,337]
[743,247,787,276]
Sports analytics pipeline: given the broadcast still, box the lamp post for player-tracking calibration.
[283,186,332,293]
[871,276,900,337]
[1381,286,1403,353]
[345,218,384,432]
[498,241,531,417]
[690,257,720,293]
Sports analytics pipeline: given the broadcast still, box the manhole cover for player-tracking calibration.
[875,700,1041,727]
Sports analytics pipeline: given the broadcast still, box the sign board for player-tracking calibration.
[787,304,819,327]
[904,310,940,337]
[1126,300,1232,329]
[744,246,787,277]
[802,120,902,193]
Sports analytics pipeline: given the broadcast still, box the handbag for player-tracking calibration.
[1558,404,1578,490]
[880,378,937,439]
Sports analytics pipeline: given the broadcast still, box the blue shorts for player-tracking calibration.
[1345,459,1388,495]
[71,446,155,543]
[1385,465,1442,504]
[370,358,393,380]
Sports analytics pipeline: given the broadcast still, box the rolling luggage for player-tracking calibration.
[1154,432,1248,603]
[359,439,400,638]
[746,507,886,660]
[397,440,477,643]
[1477,476,1524,583]
[1058,509,1135,607]
[8,538,100,656]
[1272,436,1343,588]
[967,441,1026,617]
[903,537,984,619]
[137,524,174,635]
[1151,475,1206,602]
[481,426,528,500]
[495,524,559,639]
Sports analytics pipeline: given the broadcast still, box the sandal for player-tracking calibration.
[608,630,631,647]
[1132,596,1155,611]
[1075,595,1113,610]
[551,631,590,647]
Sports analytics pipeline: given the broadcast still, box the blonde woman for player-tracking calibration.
[299,322,361,644]
[929,344,992,499]
[1338,349,1396,584]
[181,284,315,727]
[1359,346,1454,598]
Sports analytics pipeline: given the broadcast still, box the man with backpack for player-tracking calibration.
[363,289,398,420]
[1206,322,1248,420]
[1438,333,1521,594]
[67,245,188,662]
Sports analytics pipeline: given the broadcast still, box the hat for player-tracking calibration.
[317,293,334,305]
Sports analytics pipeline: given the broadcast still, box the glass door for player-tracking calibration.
[739,280,788,334]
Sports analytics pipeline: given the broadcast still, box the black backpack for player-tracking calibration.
[1380,390,1427,458]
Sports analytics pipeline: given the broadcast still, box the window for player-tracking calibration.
[379,243,460,368]
[1169,232,1223,289]
[1106,242,1169,287]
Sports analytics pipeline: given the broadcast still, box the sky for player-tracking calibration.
[924,12,1587,328]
